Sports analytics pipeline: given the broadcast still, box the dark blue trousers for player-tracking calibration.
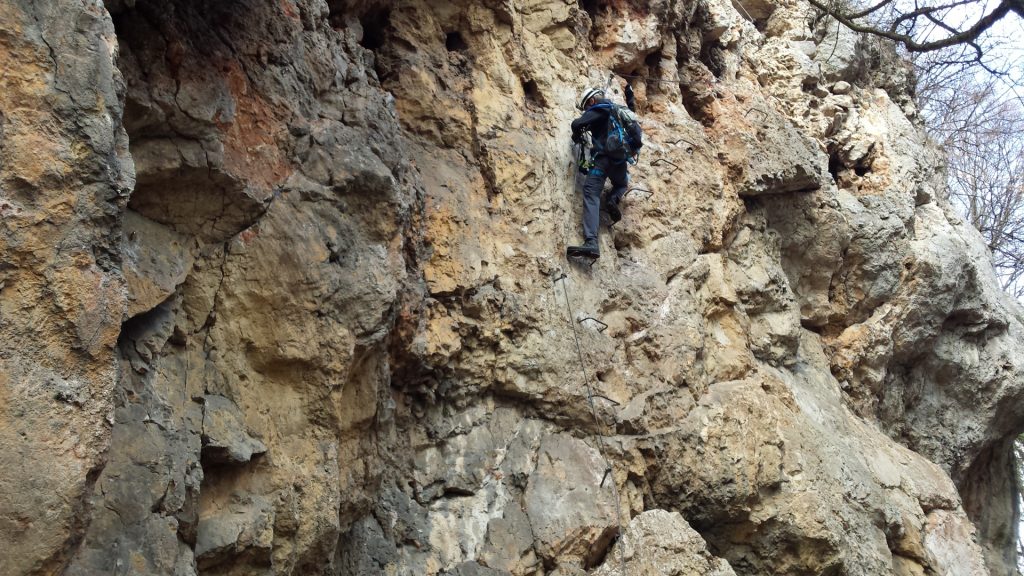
[581,156,628,241]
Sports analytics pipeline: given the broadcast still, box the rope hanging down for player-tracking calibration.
[554,273,631,576]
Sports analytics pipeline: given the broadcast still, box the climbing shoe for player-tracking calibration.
[567,239,600,259]
[605,200,621,224]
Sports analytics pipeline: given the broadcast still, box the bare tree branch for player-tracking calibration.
[919,62,1024,297]
[806,0,1020,53]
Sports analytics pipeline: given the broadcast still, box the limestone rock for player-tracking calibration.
[719,103,828,197]
[123,210,195,318]
[2,0,1023,575]
[591,510,735,576]
[479,503,537,574]
[200,395,266,465]
[590,5,665,70]
[195,495,275,571]
[443,563,512,576]
[815,21,865,82]
[0,1,130,573]
[525,434,618,567]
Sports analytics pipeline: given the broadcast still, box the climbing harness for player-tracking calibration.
[578,144,595,174]
[553,273,631,576]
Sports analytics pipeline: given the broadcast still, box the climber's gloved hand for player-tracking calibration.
[623,81,637,111]
[572,132,583,144]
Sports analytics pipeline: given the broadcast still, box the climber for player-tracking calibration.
[566,82,641,259]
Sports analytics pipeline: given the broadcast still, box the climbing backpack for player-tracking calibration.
[604,105,643,163]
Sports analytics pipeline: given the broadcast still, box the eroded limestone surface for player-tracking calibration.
[2,0,1022,575]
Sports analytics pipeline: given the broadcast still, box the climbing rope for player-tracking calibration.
[554,273,631,576]
[732,0,757,24]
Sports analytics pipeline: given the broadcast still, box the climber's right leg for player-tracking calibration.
[569,165,607,257]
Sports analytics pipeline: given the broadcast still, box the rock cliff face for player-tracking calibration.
[2,0,1023,575]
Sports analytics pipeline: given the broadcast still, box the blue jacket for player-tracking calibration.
[571,98,615,147]
[570,92,637,153]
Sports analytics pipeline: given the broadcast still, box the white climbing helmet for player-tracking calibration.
[577,87,604,110]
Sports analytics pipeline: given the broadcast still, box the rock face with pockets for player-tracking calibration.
[592,510,736,576]
[1,0,1022,575]
[525,433,619,566]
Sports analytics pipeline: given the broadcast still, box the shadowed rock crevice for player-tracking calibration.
[521,78,545,109]
[358,8,391,51]
[445,30,468,52]
[961,438,1023,573]
[112,3,279,244]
